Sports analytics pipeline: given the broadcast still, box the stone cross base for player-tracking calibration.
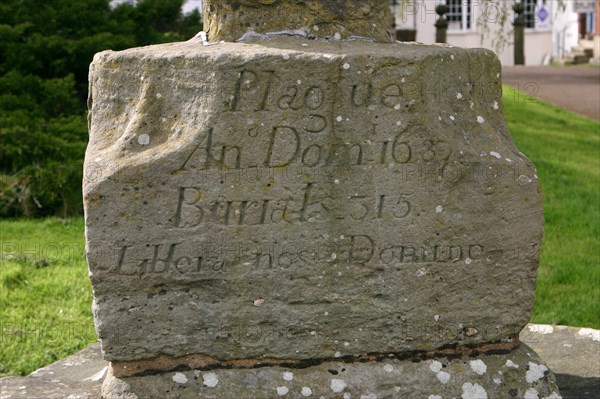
[84,20,554,399]
[86,38,542,367]
[102,344,561,399]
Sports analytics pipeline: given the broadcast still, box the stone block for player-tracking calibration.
[85,38,542,366]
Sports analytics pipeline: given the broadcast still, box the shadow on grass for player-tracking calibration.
[556,374,600,399]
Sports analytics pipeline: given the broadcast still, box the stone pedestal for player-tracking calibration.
[87,38,543,363]
[84,1,559,398]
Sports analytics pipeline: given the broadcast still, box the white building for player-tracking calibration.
[392,0,597,65]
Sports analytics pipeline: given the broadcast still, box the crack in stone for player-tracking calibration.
[111,337,519,378]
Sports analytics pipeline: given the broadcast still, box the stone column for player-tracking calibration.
[202,0,392,42]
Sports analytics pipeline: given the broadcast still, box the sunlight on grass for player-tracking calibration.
[503,86,600,328]
[0,218,96,376]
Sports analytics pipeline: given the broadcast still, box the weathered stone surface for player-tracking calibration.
[85,38,543,364]
[202,0,392,42]
[0,345,106,399]
[521,324,600,381]
[101,344,561,399]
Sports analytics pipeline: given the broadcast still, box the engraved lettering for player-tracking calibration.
[392,193,411,218]
[303,114,327,133]
[138,243,179,274]
[231,70,257,111]
[351,83,373,106]
[348,195,369,220]
[230,70,275,111]
[381,84,402,108]
[175,187,204,227]
[301,144,323,167]
[304,86,324,110]
[277,86,300,110]
[257,70,275,110]
[392,132,411,163]
[115,245,133,274]
[348,235,375,264]
[264,126,300,167]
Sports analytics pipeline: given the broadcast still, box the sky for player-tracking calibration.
[182,0,202,14]
[111,0,202,14]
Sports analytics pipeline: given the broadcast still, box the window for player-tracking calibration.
[446,0,473,31]
[519,0,551,31]
[522,0,537,29]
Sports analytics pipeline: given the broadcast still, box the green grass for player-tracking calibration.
[503,86,600,328]
[0,87,598,376]
[0,218,96,376]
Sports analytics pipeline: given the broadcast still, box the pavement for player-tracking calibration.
[502,65,600,121]
[0,324,598,399]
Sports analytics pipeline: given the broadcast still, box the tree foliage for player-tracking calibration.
[0,0,202,217]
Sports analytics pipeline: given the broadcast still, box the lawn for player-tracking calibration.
[0,86,598,376]
[503,86,600,329]
[0,218,95,376]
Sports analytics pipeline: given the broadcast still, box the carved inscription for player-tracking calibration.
[171,68,463,175]
[173,126,419,172]
[106,66,518,279]
[85,39,543,365]
[107,239,500,277]
[174,185,412,228]
[226,68,438,113]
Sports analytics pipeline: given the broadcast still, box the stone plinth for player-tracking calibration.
[85,38,543,369]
